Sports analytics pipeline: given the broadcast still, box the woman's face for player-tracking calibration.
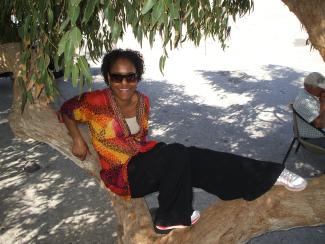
[108,58,139,102]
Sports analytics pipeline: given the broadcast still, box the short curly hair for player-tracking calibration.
[101,49,145,85]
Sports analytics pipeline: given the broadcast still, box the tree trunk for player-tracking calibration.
[282,0,325,62]
[2,42,325,244]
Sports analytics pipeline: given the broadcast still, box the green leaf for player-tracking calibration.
[169,2,180,19]
[37,56,46,73]
[47,9,53,29]
[53,55,60,72]
[21,15,32,39]
[163,12,168,29]
[104,3,115,27]
[21,50,31,64]
[64,39,74,64]
[71,64,79,87]
[44,53,50,68]
[77,56,92,83]
[79,75,85,92]
[111,22,122,43]
[43,75,51,96]
[159,55,166,74]
[163,27,171,47]
[60,27,81,62]
[68,5,80,26]
[70,0,81,6]
[30,74,37,85]
[124,0,135,24]
[151,0,164,27]
[26,90,33,102]
[174,30,180,48]
[183,6,193,20]
[57,31,69,56]
[64,62,72,80]
[82,0,99,24]
[192,3,198,22]
[70,26,82,49]
[39,0,48,14]
[136,25,143,47]
[141,0,156,15]
[149,30,155,47]
[59,18,70,33]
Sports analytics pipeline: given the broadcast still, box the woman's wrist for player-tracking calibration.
[72,136,85,144]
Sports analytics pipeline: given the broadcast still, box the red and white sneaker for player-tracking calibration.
[155,210,200,234]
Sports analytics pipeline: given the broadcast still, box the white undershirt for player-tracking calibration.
[125,117,140,135]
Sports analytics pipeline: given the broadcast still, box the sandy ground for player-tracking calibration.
[1,0,325,243]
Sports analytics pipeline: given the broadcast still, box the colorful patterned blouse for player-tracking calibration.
[59,88,157,199]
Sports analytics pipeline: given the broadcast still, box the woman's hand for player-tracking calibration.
[60,113,91,160]
[71,137,91,161]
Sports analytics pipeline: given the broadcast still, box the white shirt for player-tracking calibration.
[293,90,325,138]
[125,117,140,135]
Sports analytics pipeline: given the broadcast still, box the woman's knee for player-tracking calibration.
[166,143,188,154]
[162,143,190,167]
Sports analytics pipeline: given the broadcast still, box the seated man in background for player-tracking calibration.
[293,72,325,147]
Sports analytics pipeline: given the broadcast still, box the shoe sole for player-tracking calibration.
[284,184,307,192]
[155,212,200,233]
[275,182,307,192]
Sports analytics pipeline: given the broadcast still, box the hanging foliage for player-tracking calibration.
[0,0,254,109]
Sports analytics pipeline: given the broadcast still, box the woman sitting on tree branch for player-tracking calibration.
[59,49,307,234]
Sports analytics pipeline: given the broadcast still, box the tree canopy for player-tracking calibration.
[0,0,253,109]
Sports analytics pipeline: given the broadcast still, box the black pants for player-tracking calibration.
[127,142,284,226]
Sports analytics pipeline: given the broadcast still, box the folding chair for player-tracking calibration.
[282,104,325,165]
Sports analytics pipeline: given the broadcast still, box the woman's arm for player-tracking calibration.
[59,91,105,160]
[61,113,91,161]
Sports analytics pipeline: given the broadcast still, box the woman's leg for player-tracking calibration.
[127,142,166,198]
[128,142,284,227]
[187,146,284,201]
[128,142,193,226]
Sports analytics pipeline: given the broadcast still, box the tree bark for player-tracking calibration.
[3,41,325,244]
[282,0,325,62]
[0,42,21,75]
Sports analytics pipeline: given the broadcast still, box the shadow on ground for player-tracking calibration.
[0,78,117,244]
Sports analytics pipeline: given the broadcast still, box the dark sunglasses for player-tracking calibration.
[109,73,138,83]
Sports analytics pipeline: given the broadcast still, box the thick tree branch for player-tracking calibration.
[282,0,325,62]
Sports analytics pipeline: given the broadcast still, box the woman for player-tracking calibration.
[60,49,307,234]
